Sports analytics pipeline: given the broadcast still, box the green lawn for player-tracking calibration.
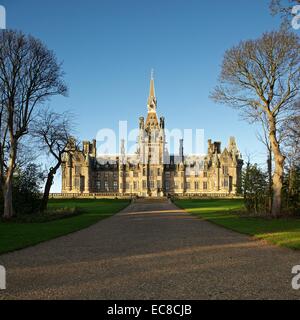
[0,199,130,255]
[174,199,300,250]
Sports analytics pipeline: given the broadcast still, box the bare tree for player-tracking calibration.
[270,0,300,28]
[271,0,300,14]
[17,138,40,169]
[211,31,300,217]
[0,30,67,219]
[33,109,76,212]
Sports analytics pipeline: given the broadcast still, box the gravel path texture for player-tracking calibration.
[0,199,300,300]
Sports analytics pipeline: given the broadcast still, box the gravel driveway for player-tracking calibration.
[0,199,300,300]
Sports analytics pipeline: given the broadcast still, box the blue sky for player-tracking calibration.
[2,0,286,191]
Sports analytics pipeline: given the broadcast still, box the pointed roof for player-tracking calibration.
[147,69,157,113]
[149,69,155,98]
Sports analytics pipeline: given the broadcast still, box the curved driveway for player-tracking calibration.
[0,199,300,300]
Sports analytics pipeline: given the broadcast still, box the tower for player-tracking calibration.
[138,71,165,197]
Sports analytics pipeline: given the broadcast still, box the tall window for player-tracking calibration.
[113,181,118,191]
[75,166,81,175]
[223,166,228,175]
[224,178,229,188]
[96,181,101,191]
[203,182,208,190]
[165,181,170,191]
[195,182,199,190]
[75,177,80,188]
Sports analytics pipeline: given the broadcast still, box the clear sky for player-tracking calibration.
[2,0,286,191]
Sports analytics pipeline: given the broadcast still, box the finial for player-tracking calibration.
[151,68,154,80]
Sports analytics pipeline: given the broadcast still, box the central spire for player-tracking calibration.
[147,69,157,113]
[145,70,159,130]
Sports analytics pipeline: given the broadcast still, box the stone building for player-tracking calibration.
[61,75,243,197]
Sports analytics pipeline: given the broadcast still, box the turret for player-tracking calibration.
[139,117,145,130]
[82,140,96,158]
[160,117,165,129]
[208,139,213,155]
[120,139,126,164]
[179,139,184,163]
[92,139,97,157]
[213,142,221,154]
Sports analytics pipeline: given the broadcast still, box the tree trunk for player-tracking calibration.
[2,142,17,220]
[3,178,14,220]
[267,144,273,214]
[40,162,61,212]
[269,115,285,218]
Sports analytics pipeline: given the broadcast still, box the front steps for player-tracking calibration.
[132,197,170,204]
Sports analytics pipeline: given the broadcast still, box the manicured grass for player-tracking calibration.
[0,199,130,255]
[175,199,300,250]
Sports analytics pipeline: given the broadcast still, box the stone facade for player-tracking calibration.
[61,75,243,197]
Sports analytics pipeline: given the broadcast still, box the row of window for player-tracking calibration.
[120,181,162,190]
[122,168,226,176]
[172,182,208,190]
[120,170,211,178]
[96,181,118,191]
[165,180,229,190]
[121,168,163,177]
[96,172,118,178]
[95,178,230,192]
[117,181,210,191]
[75,167,229,177]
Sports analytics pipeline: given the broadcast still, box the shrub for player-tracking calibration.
[0,164,44,216]
[282,166,300,216]
[242,163,269,216]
